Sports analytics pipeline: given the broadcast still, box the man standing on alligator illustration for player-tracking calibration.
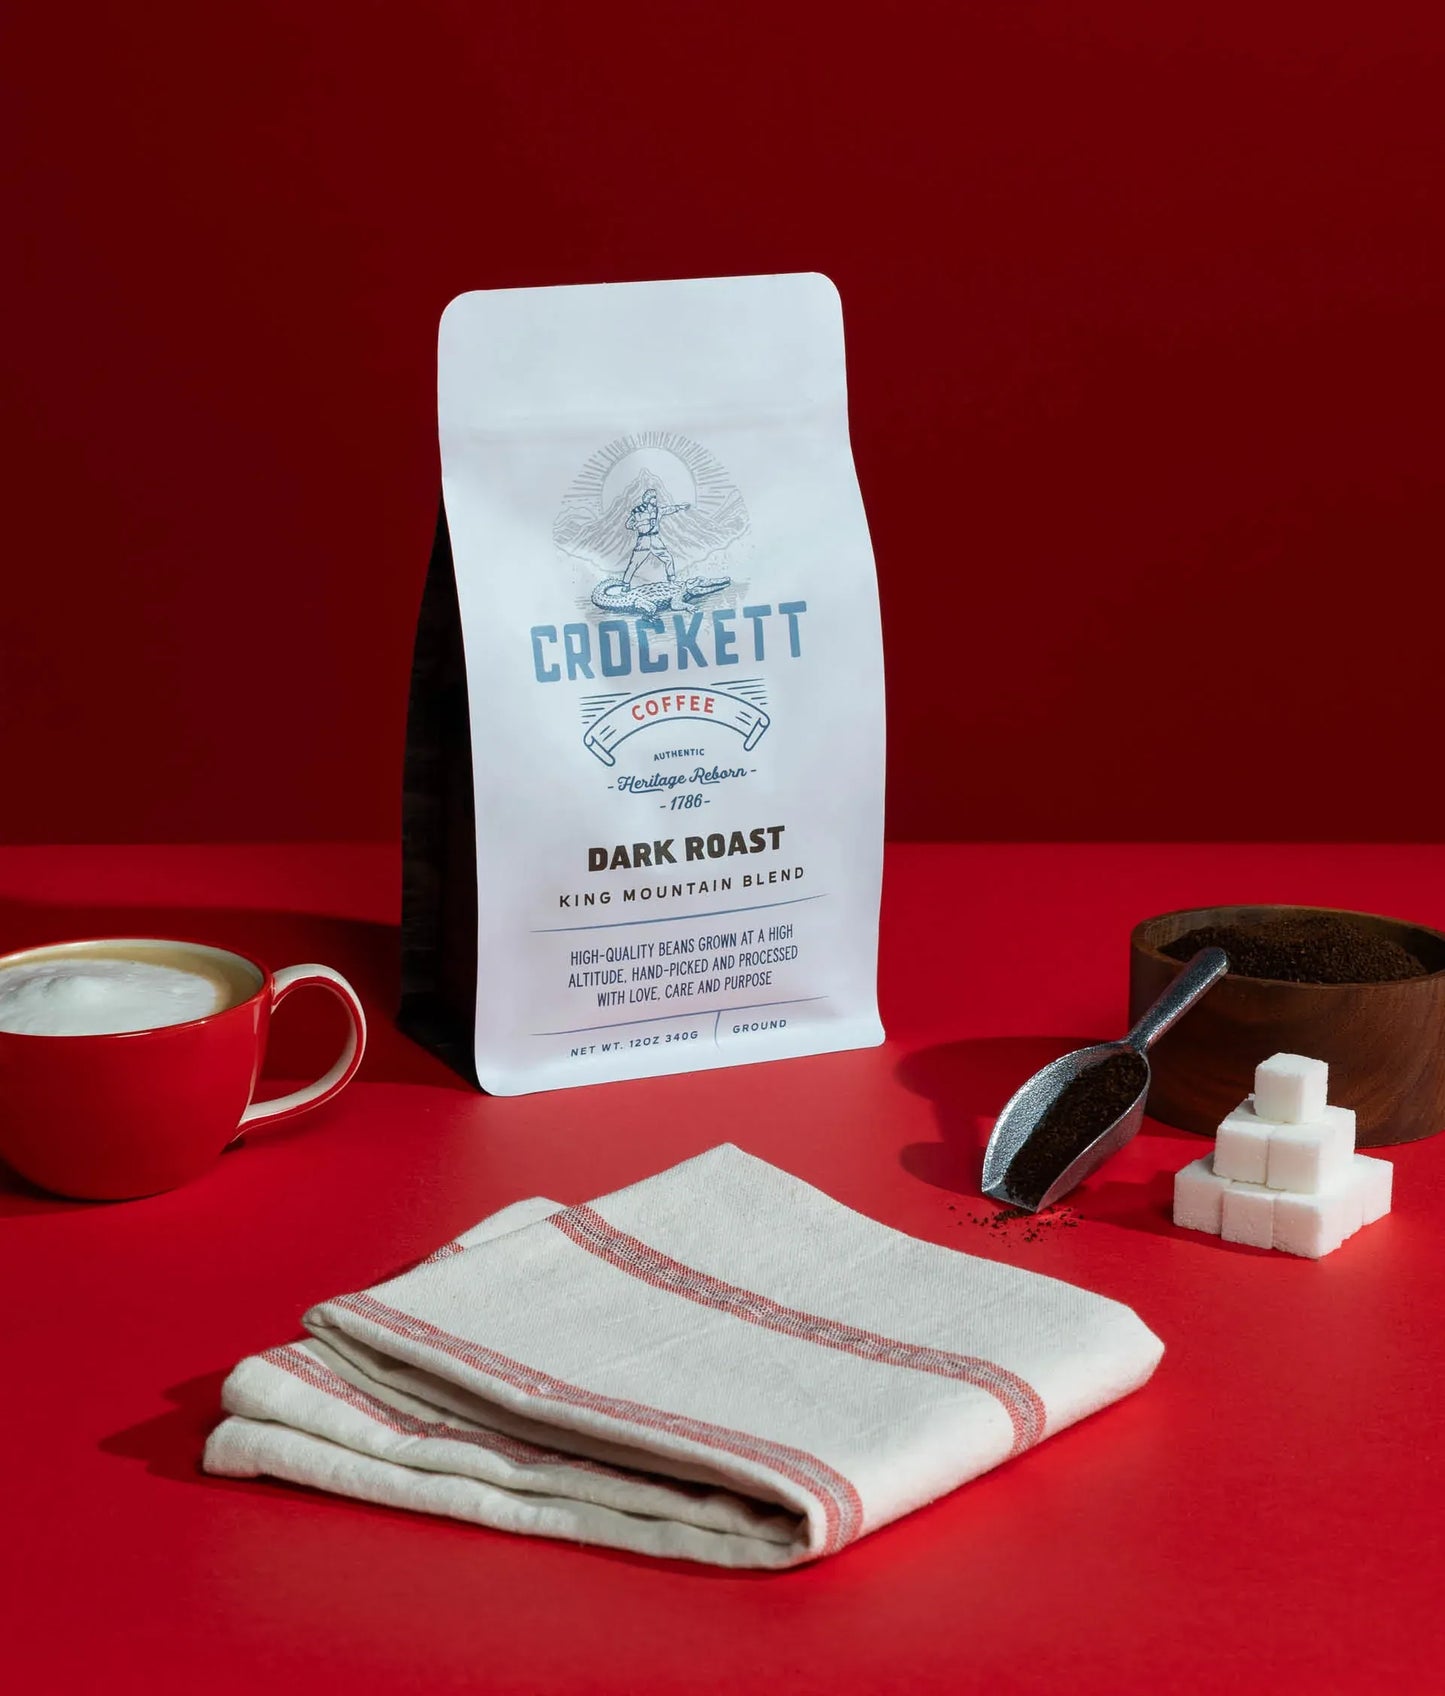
[623,488,691,586]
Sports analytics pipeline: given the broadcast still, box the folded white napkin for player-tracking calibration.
[205,1145,1162,1567]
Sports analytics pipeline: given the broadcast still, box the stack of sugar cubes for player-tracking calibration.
[1173,1053,1392,1258]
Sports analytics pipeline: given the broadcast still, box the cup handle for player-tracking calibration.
[237,964,368,1130]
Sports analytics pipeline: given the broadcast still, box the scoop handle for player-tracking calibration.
[1125,946,1229,1052]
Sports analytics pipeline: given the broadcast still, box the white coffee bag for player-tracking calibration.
[403,273,884,1094]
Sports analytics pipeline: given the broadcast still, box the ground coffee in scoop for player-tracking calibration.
[1006,1050,1148,1209]
[1163,913,1427,984]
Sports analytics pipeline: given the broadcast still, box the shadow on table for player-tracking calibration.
[895,1034,1085,1196]
[1073,1167,1183,1238]
[0,893,473,1215]
[0,1166,106,1217]
[896,1034,1204,1238]
[100,1369,235,1485]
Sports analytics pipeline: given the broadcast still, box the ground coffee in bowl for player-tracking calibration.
[1163,912,1427,984]
[1131,904,1445,1145]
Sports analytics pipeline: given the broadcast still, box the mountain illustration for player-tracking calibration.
[554,471,750,577]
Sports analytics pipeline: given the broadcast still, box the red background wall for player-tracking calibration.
[3,2,1441,844]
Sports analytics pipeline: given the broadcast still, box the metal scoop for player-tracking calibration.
[981,947,1229,1212]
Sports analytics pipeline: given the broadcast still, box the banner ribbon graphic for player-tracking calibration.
[584,688,771,767]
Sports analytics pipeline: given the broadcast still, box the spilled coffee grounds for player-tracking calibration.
[1162,913,1428,984]
[951,1201,1081,1244]
[1006,1051,1148,1209]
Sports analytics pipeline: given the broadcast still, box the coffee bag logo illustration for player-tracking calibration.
[553,430,749,616]
[546,430,789,767]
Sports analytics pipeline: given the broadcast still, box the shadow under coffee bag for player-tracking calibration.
[402,273,884,1094]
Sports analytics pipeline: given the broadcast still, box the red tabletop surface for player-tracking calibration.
[2,843,1442,1695]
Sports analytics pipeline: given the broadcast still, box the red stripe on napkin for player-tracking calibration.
[328,1292,863,1554]
[261,1345,623,1482]
[551,1204,1047,1457]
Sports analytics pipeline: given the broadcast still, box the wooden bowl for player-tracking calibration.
[1129,904,1445,1147]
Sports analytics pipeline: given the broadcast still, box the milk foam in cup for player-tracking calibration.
[0,955,232,1035]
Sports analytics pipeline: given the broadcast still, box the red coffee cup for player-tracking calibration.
[0,938,367,1200]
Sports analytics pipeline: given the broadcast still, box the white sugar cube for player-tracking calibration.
[1214,1101,1271,1184]
[1173,1156,1229,1234]
[1254,1053,1329,1125]
[1221,1185,1276,1249]
[1272,1169,1363,1259]
[1264,1106,1356,1194]
[1173,1144,1392,1259]
[1354,1154,1393,1224]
